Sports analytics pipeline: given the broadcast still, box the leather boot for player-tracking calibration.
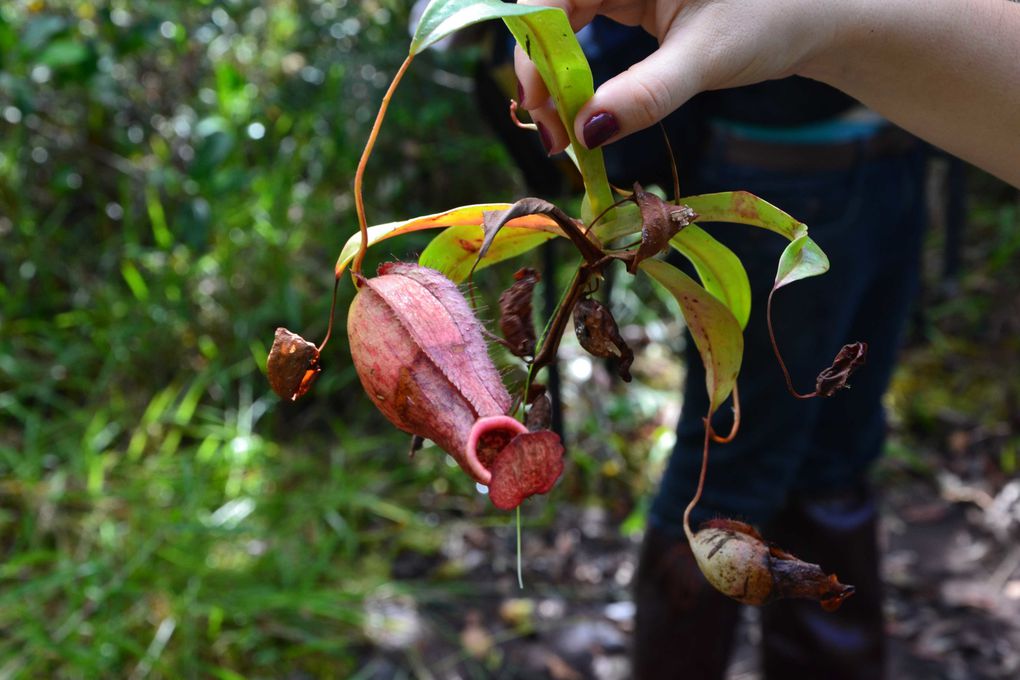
[632,526,742,680]
[761,486,886,680]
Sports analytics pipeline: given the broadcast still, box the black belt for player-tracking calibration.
[715,125,919,172]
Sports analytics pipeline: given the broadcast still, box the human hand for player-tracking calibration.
[515,0,847,152]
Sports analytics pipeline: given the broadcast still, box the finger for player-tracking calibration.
[518,0,602,33]
[574,29,708,148]
[514,0,604,109]
[529,98,571,155]
[514,43,550,111]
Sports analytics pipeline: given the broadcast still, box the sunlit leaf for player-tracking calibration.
[774,235,830,290]
[640,259,743,410]
[671,225,752,329]
[418,224,556,283]
[334,204,559,277]
[412,0,555,53]
[682,191,808,241]
[411,0,614,221]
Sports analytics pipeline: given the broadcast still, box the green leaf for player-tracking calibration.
[682,191,808,241]
[640,259,743,410]
[774,235,830,290]
[671,225,752,329]
[334,204,560,277]
[590,200,642,242]
[418,224,557,283]
[680,191,831,294]
[412,0,558,53]
[410,1,614,221]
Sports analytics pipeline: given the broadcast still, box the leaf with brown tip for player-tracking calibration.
[483,198,603,266]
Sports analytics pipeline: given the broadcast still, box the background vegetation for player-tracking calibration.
[1,1,1017,678]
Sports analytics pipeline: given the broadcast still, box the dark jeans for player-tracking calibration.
[648,136,928,533]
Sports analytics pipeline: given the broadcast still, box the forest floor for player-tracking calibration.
[354,469,1020,680]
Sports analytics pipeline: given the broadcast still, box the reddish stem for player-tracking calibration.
[708,383,741,444]
[316,276,342,353]
[583,195,634,236]
[661,123,682,203]
[509,100,536,130]
[683,403,715,543]
[351,54,415,282]
[766,287,818,399]
[530,266,590,372]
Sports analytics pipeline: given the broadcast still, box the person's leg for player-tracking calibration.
[761,147,928,680]
[760,486,886,680]
[633,526,742,680]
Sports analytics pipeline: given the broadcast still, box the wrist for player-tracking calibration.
[796,0,876,87]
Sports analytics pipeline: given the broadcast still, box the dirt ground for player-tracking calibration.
[353,463,1020,680]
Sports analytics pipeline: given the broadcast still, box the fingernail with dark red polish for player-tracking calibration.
[517,79,526,107]
[582,111,619,149]
[537,122,553,155]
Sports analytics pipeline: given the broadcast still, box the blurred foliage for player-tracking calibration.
[0,0,530,676]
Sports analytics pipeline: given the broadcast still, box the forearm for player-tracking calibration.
[806,0,1020,185]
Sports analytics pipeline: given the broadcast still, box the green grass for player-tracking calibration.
[0,1,527,675]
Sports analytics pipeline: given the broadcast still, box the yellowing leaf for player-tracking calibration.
[334,204,559,277]
[418,224,557,283]
[682,192,808,241]
[641,258,743,410]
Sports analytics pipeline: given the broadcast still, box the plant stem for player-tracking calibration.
[683,404,714,544]
[530,265,589,373]
[316,276,342,353]
[709,383,741,443]
[766,287,818,399]
[351,54,414,281]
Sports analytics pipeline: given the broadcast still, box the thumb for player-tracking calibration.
[574,31,706,149]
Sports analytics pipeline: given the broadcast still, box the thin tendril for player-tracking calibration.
[351,54,414,281]
[708,383,741,443]
[583,195,633,236]
[766,287,817,399]
[660,123,681,203]
[509,100,537,131]
[683,402,715,543]
[316,276,342,353]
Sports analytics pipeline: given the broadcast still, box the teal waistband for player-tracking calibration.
[711,117,888,144]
